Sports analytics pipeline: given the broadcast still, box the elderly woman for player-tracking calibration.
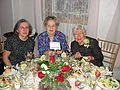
[3,19,35,66]
[71,25,103,66]
[38,16,68,56]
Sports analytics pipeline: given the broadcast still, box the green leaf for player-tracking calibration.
[37,61,49,66]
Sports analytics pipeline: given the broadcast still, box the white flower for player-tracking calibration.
[62,59,64,62]
[40,55,46,61]
[84,38,90,48]
[56,57,61,62]
[46,71,50,74]
[42,71,46,74]
[84,38,90,44]
[64,62,69,65]
[61,52,67,58]
[42,70,49,74]
[41,63,48,70]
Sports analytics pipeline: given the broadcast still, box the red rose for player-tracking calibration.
[56,74,64,82]
[95,71,101,78]
[61,65,71,72]
[38,72,45,78]
[75,80,81,86]
[50,55,55,62]
[58,72,64,76]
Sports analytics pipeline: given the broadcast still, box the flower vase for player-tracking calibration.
[42,83,57,90]
[43,83,69,90]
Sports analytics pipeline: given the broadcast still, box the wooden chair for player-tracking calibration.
[0,38,4,59]
[98,38,120,71]
[66,35,69,48]
[0,38,5,74]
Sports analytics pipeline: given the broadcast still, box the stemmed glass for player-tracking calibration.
[25,52,33,61]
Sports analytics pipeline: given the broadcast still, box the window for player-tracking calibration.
[41,0,90,25]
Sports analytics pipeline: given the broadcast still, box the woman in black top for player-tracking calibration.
[3,19,35,66]
[71,25,103,67]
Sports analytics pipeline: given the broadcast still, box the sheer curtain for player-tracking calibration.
[34,0,44,34]
[87,0,100,38]
[106,0,120,67]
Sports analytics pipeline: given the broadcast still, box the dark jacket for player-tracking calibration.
[71,37,103,67]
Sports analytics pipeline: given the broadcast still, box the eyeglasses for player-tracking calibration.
[19,26,29,30]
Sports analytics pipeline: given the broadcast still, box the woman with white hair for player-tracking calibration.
[71,25,103,66]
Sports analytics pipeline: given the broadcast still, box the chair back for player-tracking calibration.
[98,38,120,71]
[0,38,4,53]
[0,38,4,59]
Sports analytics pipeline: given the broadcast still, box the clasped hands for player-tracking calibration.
[74,51,94,61]
[45,50,63,56]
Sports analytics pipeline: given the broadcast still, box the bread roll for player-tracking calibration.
[5,68,11,75]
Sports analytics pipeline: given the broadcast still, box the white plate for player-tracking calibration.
[98,78,119,90]
[77,83,86,89]
[101,71,113,76]
[3,69,17,76]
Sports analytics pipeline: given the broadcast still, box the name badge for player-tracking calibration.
[50,42,61,50]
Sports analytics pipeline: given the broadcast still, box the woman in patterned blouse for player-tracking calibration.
[3,19,35,66]
[38,16,68,56]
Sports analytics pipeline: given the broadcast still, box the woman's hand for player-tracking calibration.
[75,51,82,58]
[56,50,63,55]
[48,50,54,56]
[86,56,94,62]
[45,50,56,56]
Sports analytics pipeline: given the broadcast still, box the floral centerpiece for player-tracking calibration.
[35,52,73,89]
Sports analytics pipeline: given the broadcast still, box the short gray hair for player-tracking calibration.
[44,16,59,27]
[14,19,32,35]
[72,25,86,36]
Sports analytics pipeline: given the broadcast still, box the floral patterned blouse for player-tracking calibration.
[38,31,68,55]
[4,34,35,65]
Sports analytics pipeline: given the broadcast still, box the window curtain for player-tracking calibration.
[34,0,44,34]
[87,0,100,38]
[106,0,120,68]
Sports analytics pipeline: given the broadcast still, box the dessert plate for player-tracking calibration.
[98,77,119,90]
